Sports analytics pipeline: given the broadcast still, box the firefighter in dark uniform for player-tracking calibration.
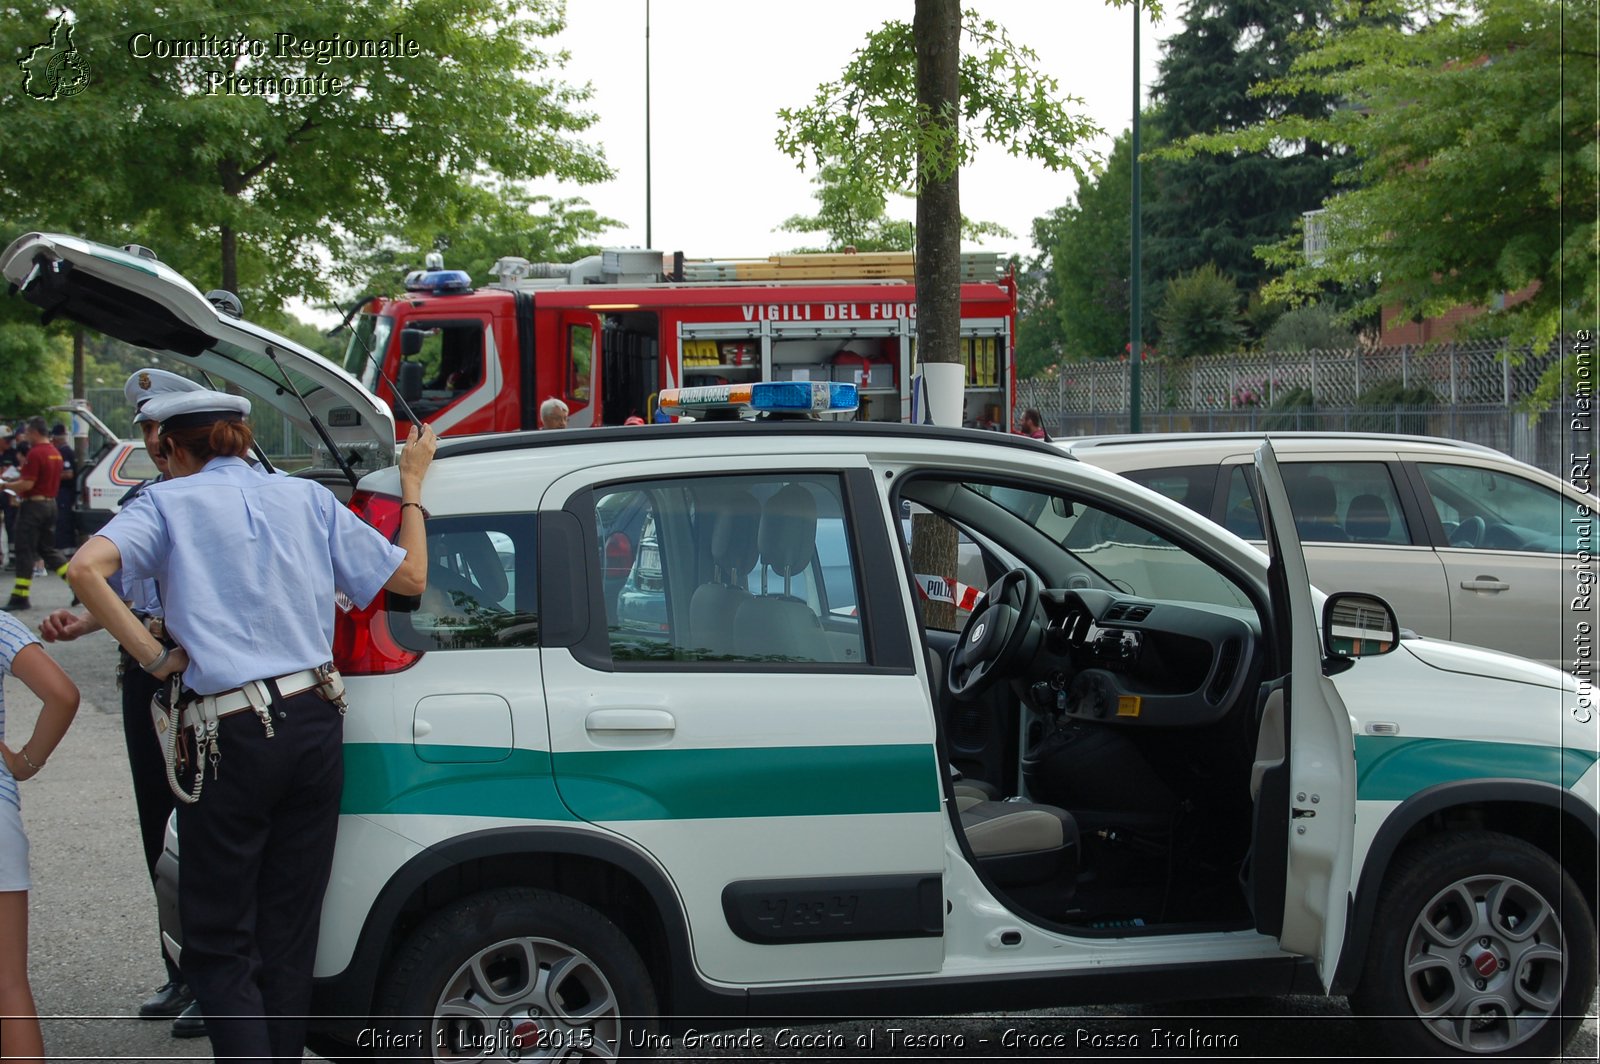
[5,418,70,611]
[40,369,211,1036]
[67,391,437,1063]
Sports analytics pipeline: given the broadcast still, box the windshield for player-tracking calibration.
[962,482,1251,609]
[343,313,392,391]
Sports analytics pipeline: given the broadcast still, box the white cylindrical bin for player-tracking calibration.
[915,361,967,428]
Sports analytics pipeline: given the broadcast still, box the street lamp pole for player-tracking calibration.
[1129,0,1143,433]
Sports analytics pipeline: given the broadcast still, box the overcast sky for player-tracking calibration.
[526,0,1177,264]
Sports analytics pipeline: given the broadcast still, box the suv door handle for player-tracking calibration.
[585,709,676,732]
[1460,577,1510,592]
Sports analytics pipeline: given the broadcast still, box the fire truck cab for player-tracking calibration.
[340,249,1018,436]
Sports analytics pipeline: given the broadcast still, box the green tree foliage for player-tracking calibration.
[351,182,619,298]
[1262,302,1357,352]
[1156,262,1245,358]
[1168,0,1594,356]
[775,161,1009,253]
[1145,0,1348,294]
[0,322,71,416]
[0,0,610,315]
[777,3,1108,365]
[1021,127,1164,368]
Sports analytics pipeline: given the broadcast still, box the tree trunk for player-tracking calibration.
[220,223,238,297]
[912,0,962,629]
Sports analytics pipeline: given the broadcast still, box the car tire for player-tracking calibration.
[374,886,660,1060]
[1349,830,1596,1057]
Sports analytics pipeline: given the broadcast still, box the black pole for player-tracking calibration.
[645,0,653,248]
[1130,1,1143,433]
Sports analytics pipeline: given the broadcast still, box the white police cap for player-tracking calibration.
[126,368,205,423]
[142,390,251,431]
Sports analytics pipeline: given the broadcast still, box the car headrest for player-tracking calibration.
[1287,473,1338,518]
[1345,493,1391,540]
[758,484,818,580]
[710,490,761,578]
[429,531,508,605]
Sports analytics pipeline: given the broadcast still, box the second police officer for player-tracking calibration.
[67,389,438,1063]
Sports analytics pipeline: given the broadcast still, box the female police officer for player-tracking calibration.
[67,390,437,1063]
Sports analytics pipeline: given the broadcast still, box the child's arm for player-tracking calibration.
[0,643,81,781]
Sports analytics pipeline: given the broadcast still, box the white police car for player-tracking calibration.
[4,233,1596,1060]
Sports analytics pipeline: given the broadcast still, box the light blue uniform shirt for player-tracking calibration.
[100,457,406,695]
[0,611,41,809]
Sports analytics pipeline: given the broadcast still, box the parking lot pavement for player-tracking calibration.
[4,562,1594,1062]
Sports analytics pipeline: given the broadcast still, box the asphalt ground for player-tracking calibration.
[4,569,1595,1062]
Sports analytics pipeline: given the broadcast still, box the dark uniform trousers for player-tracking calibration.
[119,649,183,985]
[176,688,344,1064]
[14,498,67,578]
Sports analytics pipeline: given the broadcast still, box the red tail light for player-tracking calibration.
[333,490,422,675]
[603,531,633,579]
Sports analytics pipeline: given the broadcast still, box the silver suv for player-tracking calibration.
[1063,432,1594,670]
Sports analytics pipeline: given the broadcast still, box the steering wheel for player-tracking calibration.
[947,567,1041,700]
[1449,515,1485,548]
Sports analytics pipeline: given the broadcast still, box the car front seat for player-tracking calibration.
[959,799,1079,888]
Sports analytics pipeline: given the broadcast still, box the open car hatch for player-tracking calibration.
[1,232,395,477]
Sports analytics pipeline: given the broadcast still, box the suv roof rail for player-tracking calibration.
[1060,431,1503,457]
[434,420,1075,462]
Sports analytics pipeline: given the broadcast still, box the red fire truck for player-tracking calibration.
[339,249,1017,435]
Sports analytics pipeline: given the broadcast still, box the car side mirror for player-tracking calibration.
[1323,592,1399,660]
[400,328,425,357]
[398,360,424,404]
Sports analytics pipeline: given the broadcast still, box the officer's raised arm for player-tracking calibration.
[382,422,438,596]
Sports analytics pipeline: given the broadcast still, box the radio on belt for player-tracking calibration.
[655,381,858,421]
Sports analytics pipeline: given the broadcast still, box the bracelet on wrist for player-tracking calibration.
[141,646,171,674]
[18,745,42,773]
[401,501,430,519]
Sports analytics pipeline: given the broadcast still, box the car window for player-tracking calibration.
[594,474,867,666]
[388,514,537,650]
[1420,462,1584,553]
[118,445,158,484]
[1120,465,1216,518]
[1223,462,1410,545]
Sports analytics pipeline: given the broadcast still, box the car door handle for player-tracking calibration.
[1460,577,1510,592]
[584,709,677,732]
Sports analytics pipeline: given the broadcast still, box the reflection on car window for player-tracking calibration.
[1122,465,1216,517]
[389,514,537,651]
[594,475,867,666]
[1421,463,1582,553]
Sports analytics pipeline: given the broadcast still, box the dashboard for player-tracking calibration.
[1033,588,1259,728]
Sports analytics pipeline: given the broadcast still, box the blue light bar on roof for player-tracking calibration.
[402,268,473,294]
[657,381,859,415]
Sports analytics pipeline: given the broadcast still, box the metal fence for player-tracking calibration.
[1017,337,1581,475]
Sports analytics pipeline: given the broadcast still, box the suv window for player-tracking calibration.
[388,514,537,651]
[1224,462,1411,545]
[1420,462,1583,553]
[1121,465,1216,517]
[595,474,866,665]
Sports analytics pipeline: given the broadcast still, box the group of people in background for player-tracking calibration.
[0,369,438,1064]
[0,420,78,581]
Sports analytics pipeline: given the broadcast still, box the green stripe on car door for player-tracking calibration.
[341,744,576,820]
[552,744,941,820]
[341,742,942,821]
[1356,735,1598,800]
